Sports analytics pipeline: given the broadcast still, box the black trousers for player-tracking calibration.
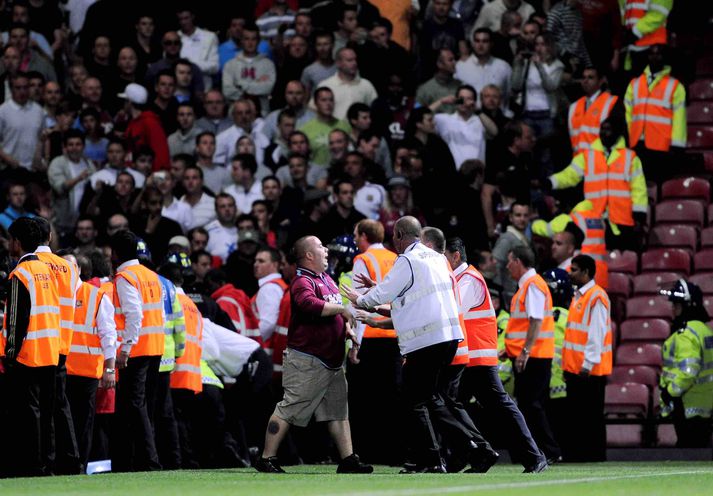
[672,398,713,448]
[148,371,181,470]
[347,337,403,465]
[52,354,81,474]
[112,355,162,472]
[513,357,561,460]
[563,372,607,461]
[172,388,199,468]
[401,339,458,467]
[66,374,99,470]
[432,364,489,465]
[4,363,57,477]
[193,384,244,468]
[464,365,543,468]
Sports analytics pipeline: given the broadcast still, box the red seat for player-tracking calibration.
[688,126,713,149]
[655,200,705,228]
[632,272,683,295]
[640,249,691,275]
[608,250,639,275]
[694,249,713,273]
[607,425,646,447]
[690,273,713,294]
[661,177,710,203]
[607,272,632,298]
[702,227,713,248]
[619,318,671,343]
[648,225,698,253]
[605,383,650,418]
[689,78,713,101]
[709,204,713,226]
[615,343,663,367]
[609,365,659,389]
[687,101,713,124]
[625,296,673,320]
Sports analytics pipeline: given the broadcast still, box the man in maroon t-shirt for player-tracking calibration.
[254,235,373,474]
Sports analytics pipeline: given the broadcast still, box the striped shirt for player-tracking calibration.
[546,3,592,68]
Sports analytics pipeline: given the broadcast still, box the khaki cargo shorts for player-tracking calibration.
[274,349,348,427]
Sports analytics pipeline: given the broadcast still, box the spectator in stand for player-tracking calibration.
[223,153,265,215]
[43,101,77,163]
[191,250,214,283]
[72,216,101,257]
[111,46,141,99]
[219,16,270,73]
[27,72,45,103]
[492,201,532,302]
[121,83,170,171]
[196,89,232,136]
[277,153,322,198]
[77,77,114,134]
[180,164,217,229]
[315,47,377,121]
[42,81,61,129]
[327,128,350,175]
[546,0,592,74]
[174,59,197,103]
[89,138,146,190]
[150,70,179,135]
[0,45,21,103]
[0,183,36,233]
[147,169,194,233]
[205,193,238,263]
[235,135,272,179]
[176,6,219,90]
[263,81,315,142]
[332,3,360,56]
[79,107,109,166]
[271,35,311,111]
[456,28,511,114]
[475,0,535,32]
[65,63,88,109]
[85,35,116,95]
[47,129,96,240]
[168,103,201,156]
[194,131,231,195]
[128,14,162,74]
[491,11,522,65]
[222,23,276,113]
[451,159,489,252]
[431,85,496,169]
[0,72,45,172]
[301,31,338,96]
[130,186,183,263]
[579,0,621,74]
[1,2,53,59]
[264,110,296,172]
[256,0,296,42]
[346,103,391,175]
[343,151,386,220]
[215,99,269,167]
[188,227,210,254]
[299,87,350,168]
[321,179,366,243]
[378,175,426,241]
[5,23,56,82]
[252,200,277,247]
[480,84,510,133]
[275,134,327,189]
[419,0,469,81]
[416,48,463,115]
[83,171,138,227]
[146,31,205,97]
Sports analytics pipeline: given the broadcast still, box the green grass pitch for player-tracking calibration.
[1,462,713,495]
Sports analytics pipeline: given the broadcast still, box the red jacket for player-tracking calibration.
[211,284,262,345]
[125,110,170,170]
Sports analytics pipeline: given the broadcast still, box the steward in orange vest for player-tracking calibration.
[562,255,611,462]
[109,229,163,472]
[0,217,61,477]
[504,245,561,462]
[568,67,617,155]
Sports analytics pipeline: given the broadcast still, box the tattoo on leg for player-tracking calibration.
[268,420,280,435]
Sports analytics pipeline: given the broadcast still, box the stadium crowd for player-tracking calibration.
[0,0,711,479]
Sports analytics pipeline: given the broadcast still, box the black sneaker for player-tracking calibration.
[254,456,286,473]
[523,458,549,473]
[465,442,500,473]
[337,454,373,474]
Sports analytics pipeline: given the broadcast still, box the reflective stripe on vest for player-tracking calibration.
[629,74,677,151]
[569,93,617,153]
[356,248,398,339]
[457,266,499,367]
[170,293,203,393]
[582,148,636,226]
[505,274,555,359]
[562,285,612,376]
[624,0,668,47]
[36,252,77,356]
[67,283,105,379]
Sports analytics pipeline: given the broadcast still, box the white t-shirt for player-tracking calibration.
[162,197,194,233]
[205,219,238,262]
[354,182,386,220]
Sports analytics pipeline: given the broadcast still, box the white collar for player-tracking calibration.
[118,259,140,271]
[259,272,282,286]
[35,245,52,253]
[518,268,537,288]
[558,257,572,270]
[7,98,34,111]
[18,252,36,263]
[367,243,385,251]
[587,90,601,103]
[454,262,468,277]
[577,279,596,296]
[404,241,419,253]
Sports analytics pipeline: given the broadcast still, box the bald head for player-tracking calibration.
[294,235,317,263]
[421,227,446,254]
[394,216,422,239]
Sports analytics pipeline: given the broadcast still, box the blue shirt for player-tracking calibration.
[0,206,36,232]
[218,39,272,71]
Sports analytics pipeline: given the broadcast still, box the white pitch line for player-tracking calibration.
[321,469,713,496]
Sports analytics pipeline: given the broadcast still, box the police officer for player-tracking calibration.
[0,217,61,477]
[659,280,713,448]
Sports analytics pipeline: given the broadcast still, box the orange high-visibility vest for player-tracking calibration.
[569,92,618,154]
[1,259,61,367]
[445,259,469,366]
[456,265,499,367]
[171,292,203,393]
[505,273,555,359]
[36,250,78,356]
[562,283,613,376]
[66,282,105,379]
[581,148,638,226]
[569,211,609,289]
[624,0,667,48]
[354,247,398,339]
[253,278,291,375]
[628,74,679,152]
[114,264,165,357]
[213,284,262,344]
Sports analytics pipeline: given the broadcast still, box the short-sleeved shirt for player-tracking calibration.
[288,267,347,369]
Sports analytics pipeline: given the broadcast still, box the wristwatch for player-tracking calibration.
[105,368,116,374]
[521,347,530,355]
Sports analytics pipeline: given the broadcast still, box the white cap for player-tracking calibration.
[118,83,148,105]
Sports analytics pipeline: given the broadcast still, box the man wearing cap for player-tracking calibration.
[121,83,170,171]
[167,236,191,255]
